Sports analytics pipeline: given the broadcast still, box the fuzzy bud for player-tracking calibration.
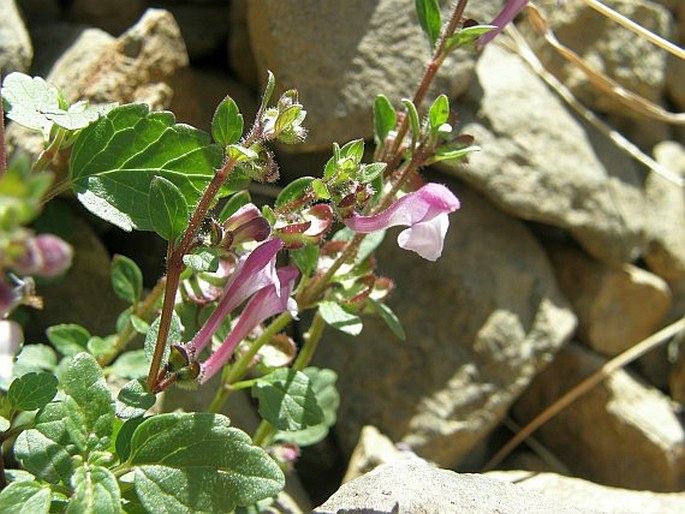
[12,234,73,277]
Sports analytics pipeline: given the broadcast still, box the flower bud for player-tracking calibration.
[12,234,73,277]
[222,204,271,248]
[275,204,333,249]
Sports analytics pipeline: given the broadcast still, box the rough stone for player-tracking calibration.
[228,0,258,88]
[342,425,412,483]
[644,141,685,281]
[520,0,673,115]
[513,342,685,491]
[314,460,588,514]
[0,0,33,74]
[438,43,647,265]
[546,243,671,356]
[47,9,188,107]
[314,180,576,467]
[66,0,144,35]
[245,0,503,152]
[487,470,685,514]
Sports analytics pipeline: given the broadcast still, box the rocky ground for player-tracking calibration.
[2,0,684,512]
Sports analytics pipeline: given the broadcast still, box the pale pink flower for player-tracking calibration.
[477,0,530,49]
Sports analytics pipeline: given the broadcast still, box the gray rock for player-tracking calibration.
[245,0,499,151]
[644,141,685,280]
[438,43,647,265]
[314,181,576,466]
[520,0,673,114]
[546,243,671,356]
[0,0,33,74]
[342,425,411,484]
[314,460,589,514]
[513,342,685,491]
[47,9,188,107]
[228,0,258,88]
[488,470,685,514]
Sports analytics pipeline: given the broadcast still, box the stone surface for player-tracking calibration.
[314,180,576,467]
[245,0,503,151]
[520,0,673,115]
[47,8,188,107]
[488,470,685,514]
[315,460,588,514]
[546,243,671,356]
[342,425,411,483]
[438,43,647,265]
[66,0,144,35]
[644,141,685,281]
[513,342,685,491]
[228,0,258,88]
[0,0,33,74]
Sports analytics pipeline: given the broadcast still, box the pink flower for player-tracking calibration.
[185,238,283,357]
[198,267,299,384]
[344,183,460,261]
[12,234,73,277]
[477,0,530,49]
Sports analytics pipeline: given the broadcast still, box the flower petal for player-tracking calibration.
[397,212,449,261]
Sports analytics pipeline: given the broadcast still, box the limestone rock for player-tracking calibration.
[314,460,588,514]
[0,0,33,74]
[546,244,671,356]
[48,9,188,107]
[644,141,685,280]
[245,0,502,151]
[66,0,144,35]
[342,425,412,483]
[513,343,685,491]
[438,43,646,265]
[488,470,685,514]
[520,0,673,115]
[314,181,576,467]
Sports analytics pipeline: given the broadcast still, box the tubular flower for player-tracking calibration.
[198,266,299,384]
[477,0,530,49]
[344,183,460,261]
[185,238,283,357]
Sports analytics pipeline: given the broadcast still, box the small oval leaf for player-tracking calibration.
[373,94,397,146]
[111,254,143,305]
[211,96,244,146]
[149,176,189,242]
[275,176,314,208]
[415,0,442,48]
[8,372,58,411]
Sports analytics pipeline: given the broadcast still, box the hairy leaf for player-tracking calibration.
[253,369,324,431]
[211,96,243,147]
[149,176,189,242]
[428,94,449,133]
[116,379,156,419]
[0,481,51,514]
[373,94,396,146]
[46,324,91,357]
[128,413,284,513]
[8,372,58,411]
[67,465,120,514]
[70,104,221,232]
[415,0,441,48]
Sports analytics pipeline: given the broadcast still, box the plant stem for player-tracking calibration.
[0,74,6,179]
[207,311,293,413]
[252,419,274,446]
[293,309,325,371]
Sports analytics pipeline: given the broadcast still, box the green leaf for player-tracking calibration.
[108,350,149,379]
[373,94,396,146]
[0,415,9,432]
[116,379,155,419]
[8,372,58,411]
[87,336,116,359]
[253,369,324,431]
[369,299,406,340]
[115,416,145,462]
[218,191,251,222]
[144,311,182,366]
[274,104,302,134]
[128,413,284,512]
[67,464,120,514]
[0,481,52,514]
[1,72,61,136]
[12,344,57,377]
[46,324,91,357]
[274,367,339,446]
[415,0,441,48]
[258,71,277,116]
[359,162,387,183]
[70,104,222,232]
[311,178,330,200]
[211,95,244,146]
[290,245,319,277]
[183,248,220,273]
[339,139,364,162]
[61,353,115,452]
[111,254,143,305]
[45,101,116,131]
[226,144,258,162]
[14,425,73,485]
[428,94,449,133]
[402,99,421,150]
[445,24,497,52]
[149,176,189,242]
[275,176,313,208]
[318,301,363,336]
[425,144,480,165]
[130,315,150,335]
